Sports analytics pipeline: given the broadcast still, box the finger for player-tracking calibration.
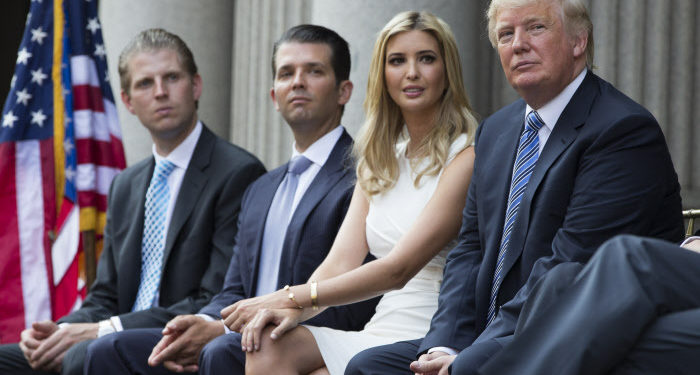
[410,359,441,374]
[149,335,187,365]
[241,315,255,352]
[163,315,192,335]
[182,364,199,372]
[149,334,177,365]
[269,316,295,341]
[162,360,185,372]
[220,302,237,320]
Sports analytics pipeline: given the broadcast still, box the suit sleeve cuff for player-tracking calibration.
[428,346,458,356]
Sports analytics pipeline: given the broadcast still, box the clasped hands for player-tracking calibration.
[147,292,303,372]
[19,320,98,372]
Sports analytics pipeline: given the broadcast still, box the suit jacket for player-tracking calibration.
[60,125,266,328]
[200,130,378,330]
[419,72,683,359]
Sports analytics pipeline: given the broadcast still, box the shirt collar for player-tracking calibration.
[291,125,344,167]
[152,120,202,170]
[526,68,587,131]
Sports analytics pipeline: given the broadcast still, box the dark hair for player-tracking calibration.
[271,24,350,85]
[118,28,198,94]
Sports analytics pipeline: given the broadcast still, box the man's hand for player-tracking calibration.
[30,322,98,372]
[682,239,700,254]
[148,315,225,373]
[410,351,456,375]
[19,321,57,367]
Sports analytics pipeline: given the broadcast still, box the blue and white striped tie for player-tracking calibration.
[133,159,175,311]
[487,110,544,324]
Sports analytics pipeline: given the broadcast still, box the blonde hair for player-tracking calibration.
[354,11,478,196]
[486,0,594,69]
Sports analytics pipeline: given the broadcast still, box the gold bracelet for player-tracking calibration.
[310,280,319,311]
[283,285,303,309]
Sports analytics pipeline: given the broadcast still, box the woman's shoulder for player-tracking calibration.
[447,133,470,162]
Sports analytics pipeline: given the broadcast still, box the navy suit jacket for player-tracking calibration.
[420,72,683,360]
[60,125,266,328]
[200,130,378,330]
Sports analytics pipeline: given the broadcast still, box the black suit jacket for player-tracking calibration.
[200,130,378,330]
[420,72,683,359]
[60,125,266,328]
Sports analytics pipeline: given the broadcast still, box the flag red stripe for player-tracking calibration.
[72,84,105,112]
[0,142,25,343]
[76,138,126,169]
[77,191,108,212]
[39,139,56,297]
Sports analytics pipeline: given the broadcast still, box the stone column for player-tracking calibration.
[100,0,234,165]
[230,0,312,169]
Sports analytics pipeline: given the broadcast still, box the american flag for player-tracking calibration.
[0,0,125,343]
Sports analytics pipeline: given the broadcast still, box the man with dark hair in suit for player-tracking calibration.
[0,28,266,375]
[83,24,378,375]
[346,0,683,374]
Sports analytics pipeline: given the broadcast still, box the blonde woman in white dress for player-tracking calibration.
[223,11,478,375]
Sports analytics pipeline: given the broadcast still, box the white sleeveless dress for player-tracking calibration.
[305,133,468,375]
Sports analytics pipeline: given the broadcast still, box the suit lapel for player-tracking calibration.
[500,73,597,276]
[120,159,153,306]
[277,131,352,286]
[246,167,286,295]
[161,126,214,270]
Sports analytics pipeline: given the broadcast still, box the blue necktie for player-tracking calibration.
[133,159,176,311]
[256,155,313,296]
[487,110,544,324]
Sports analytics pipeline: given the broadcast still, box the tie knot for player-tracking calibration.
[153,159,176,181]
[288,155,312,175]
[526,110,545,132]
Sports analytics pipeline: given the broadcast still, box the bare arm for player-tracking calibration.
[241,147,474,348]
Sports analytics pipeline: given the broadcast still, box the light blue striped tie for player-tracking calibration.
[133,159,176,311]
[487,110,544,324]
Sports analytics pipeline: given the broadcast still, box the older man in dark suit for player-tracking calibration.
[0,28,265,375]
[346,0,683,374]
[82,24,378,375]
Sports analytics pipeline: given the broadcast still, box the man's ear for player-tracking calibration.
[571,32,588,60]
[192,74,203,101]
[270,87,280,112]
[337,80,353,106]
[121,90,135,114]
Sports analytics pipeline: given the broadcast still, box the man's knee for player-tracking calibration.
[199,333,244,374]
[62,340,91,375]
[345,340,418,375]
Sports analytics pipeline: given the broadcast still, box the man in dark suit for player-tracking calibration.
[480,233,700,375]
[82,25,378,375]
[346,0,683,374]
[0,29,265,375]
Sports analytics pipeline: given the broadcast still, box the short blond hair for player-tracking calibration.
[118,28,198,94]
[486,0,594,68]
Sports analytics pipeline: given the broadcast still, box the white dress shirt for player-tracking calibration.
[104,121,202,335]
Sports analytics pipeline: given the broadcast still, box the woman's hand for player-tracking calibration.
[240,308,303,352]
[220,291,287,333]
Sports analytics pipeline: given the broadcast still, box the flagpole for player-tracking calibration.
[82,229,96,290]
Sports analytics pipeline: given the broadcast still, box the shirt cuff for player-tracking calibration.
[110,316,124,332]
[57,322,70,329]
[196,313,216,322]
[681,236,700,247]
[428,346,458,356]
